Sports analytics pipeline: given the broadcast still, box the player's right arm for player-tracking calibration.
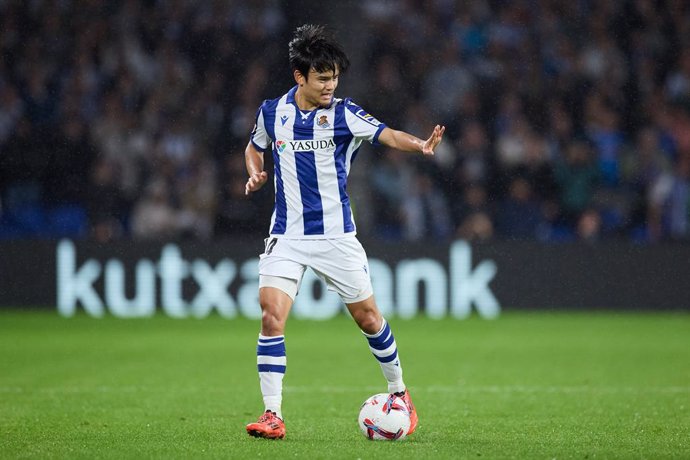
[245,104,272,195]
[245,141,268,195]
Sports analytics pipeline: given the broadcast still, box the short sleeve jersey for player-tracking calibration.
[251,85,387,238]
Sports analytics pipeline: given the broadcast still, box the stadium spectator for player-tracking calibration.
[555,141,601,225]
[453,183,494,242]
[370,148,415,240]
[401,169,453,242]
[495,177,545,240]
[85,157,127,243]
[130,179,181,240]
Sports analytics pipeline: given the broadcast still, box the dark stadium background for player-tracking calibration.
[0,0,689,313]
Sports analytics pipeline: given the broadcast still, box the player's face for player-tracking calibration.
[296,67,339,109]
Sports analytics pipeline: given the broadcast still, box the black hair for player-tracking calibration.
[288,24,350,80]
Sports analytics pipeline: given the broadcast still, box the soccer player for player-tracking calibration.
[244,24,445,439]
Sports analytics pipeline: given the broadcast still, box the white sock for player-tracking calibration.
[362,319,406,393]
[256,334,286,420]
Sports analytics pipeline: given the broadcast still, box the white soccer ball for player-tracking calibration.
[357,393,411,441]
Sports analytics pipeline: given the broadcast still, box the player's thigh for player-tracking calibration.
[258,237,307,289]
[258,238,306,328]
[311,237,374,304]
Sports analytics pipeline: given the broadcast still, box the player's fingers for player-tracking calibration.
[246,172,267,194]
[431,126,444,147]
[246,176,257,193]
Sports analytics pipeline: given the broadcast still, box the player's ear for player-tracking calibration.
[294,69,305,87]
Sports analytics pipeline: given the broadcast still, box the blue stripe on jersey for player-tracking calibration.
[333,103,355,233]
[271,150,287,234]
[293,108,324,235]
[261,97,285,234]
[257,342,286,357]
[257,364,287,373]
[372,123,386,146]
[295,151,324,234]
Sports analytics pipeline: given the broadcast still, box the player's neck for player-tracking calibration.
[294,88,320,112]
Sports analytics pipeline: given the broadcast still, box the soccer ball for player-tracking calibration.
[357,393,411,441]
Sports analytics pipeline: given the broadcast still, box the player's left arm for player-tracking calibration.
[377,125,446,156]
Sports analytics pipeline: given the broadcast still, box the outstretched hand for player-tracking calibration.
[245,171,268,195]
[422,125,446,156]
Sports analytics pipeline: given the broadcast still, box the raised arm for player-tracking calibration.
[244,141,268,195]
[377,125,446,155]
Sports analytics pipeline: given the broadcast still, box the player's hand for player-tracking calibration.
[245,171,268,195]
[422,125,446,156]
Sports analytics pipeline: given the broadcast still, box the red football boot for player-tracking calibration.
[396,390,417,435]
[246,410,286,439]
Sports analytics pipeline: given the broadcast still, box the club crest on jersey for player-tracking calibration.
[317,115,330,128]
[275,140,287,153]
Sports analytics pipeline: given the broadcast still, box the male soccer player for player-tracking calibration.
[244,24,445,439]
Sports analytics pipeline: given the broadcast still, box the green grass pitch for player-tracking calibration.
[1,311,688,459]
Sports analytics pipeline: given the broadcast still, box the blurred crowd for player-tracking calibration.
[1,0,690,244]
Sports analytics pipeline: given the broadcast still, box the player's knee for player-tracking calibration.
[260,306,285,336]
[352,309,381,335]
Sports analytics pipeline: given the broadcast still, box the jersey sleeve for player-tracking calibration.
[343,99,387,146]
[250,103,271,151]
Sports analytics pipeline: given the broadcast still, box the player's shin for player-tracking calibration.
[362,319,405,394]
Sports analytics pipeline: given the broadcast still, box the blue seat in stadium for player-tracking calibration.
[47,204,88,238]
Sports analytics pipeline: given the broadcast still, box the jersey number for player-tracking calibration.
[265,238,278,255]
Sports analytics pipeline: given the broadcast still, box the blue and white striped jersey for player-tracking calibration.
[251,85,387,238]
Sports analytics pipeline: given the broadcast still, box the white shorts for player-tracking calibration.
[258,236,373,304]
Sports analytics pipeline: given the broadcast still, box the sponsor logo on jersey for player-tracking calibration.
[317,115,330,128]
[355,109,381,126]
[280,115,289,126]
[278,139,336,151]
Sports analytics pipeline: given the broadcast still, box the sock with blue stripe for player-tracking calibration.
[363,319,406,393]
[256,334,286,420]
